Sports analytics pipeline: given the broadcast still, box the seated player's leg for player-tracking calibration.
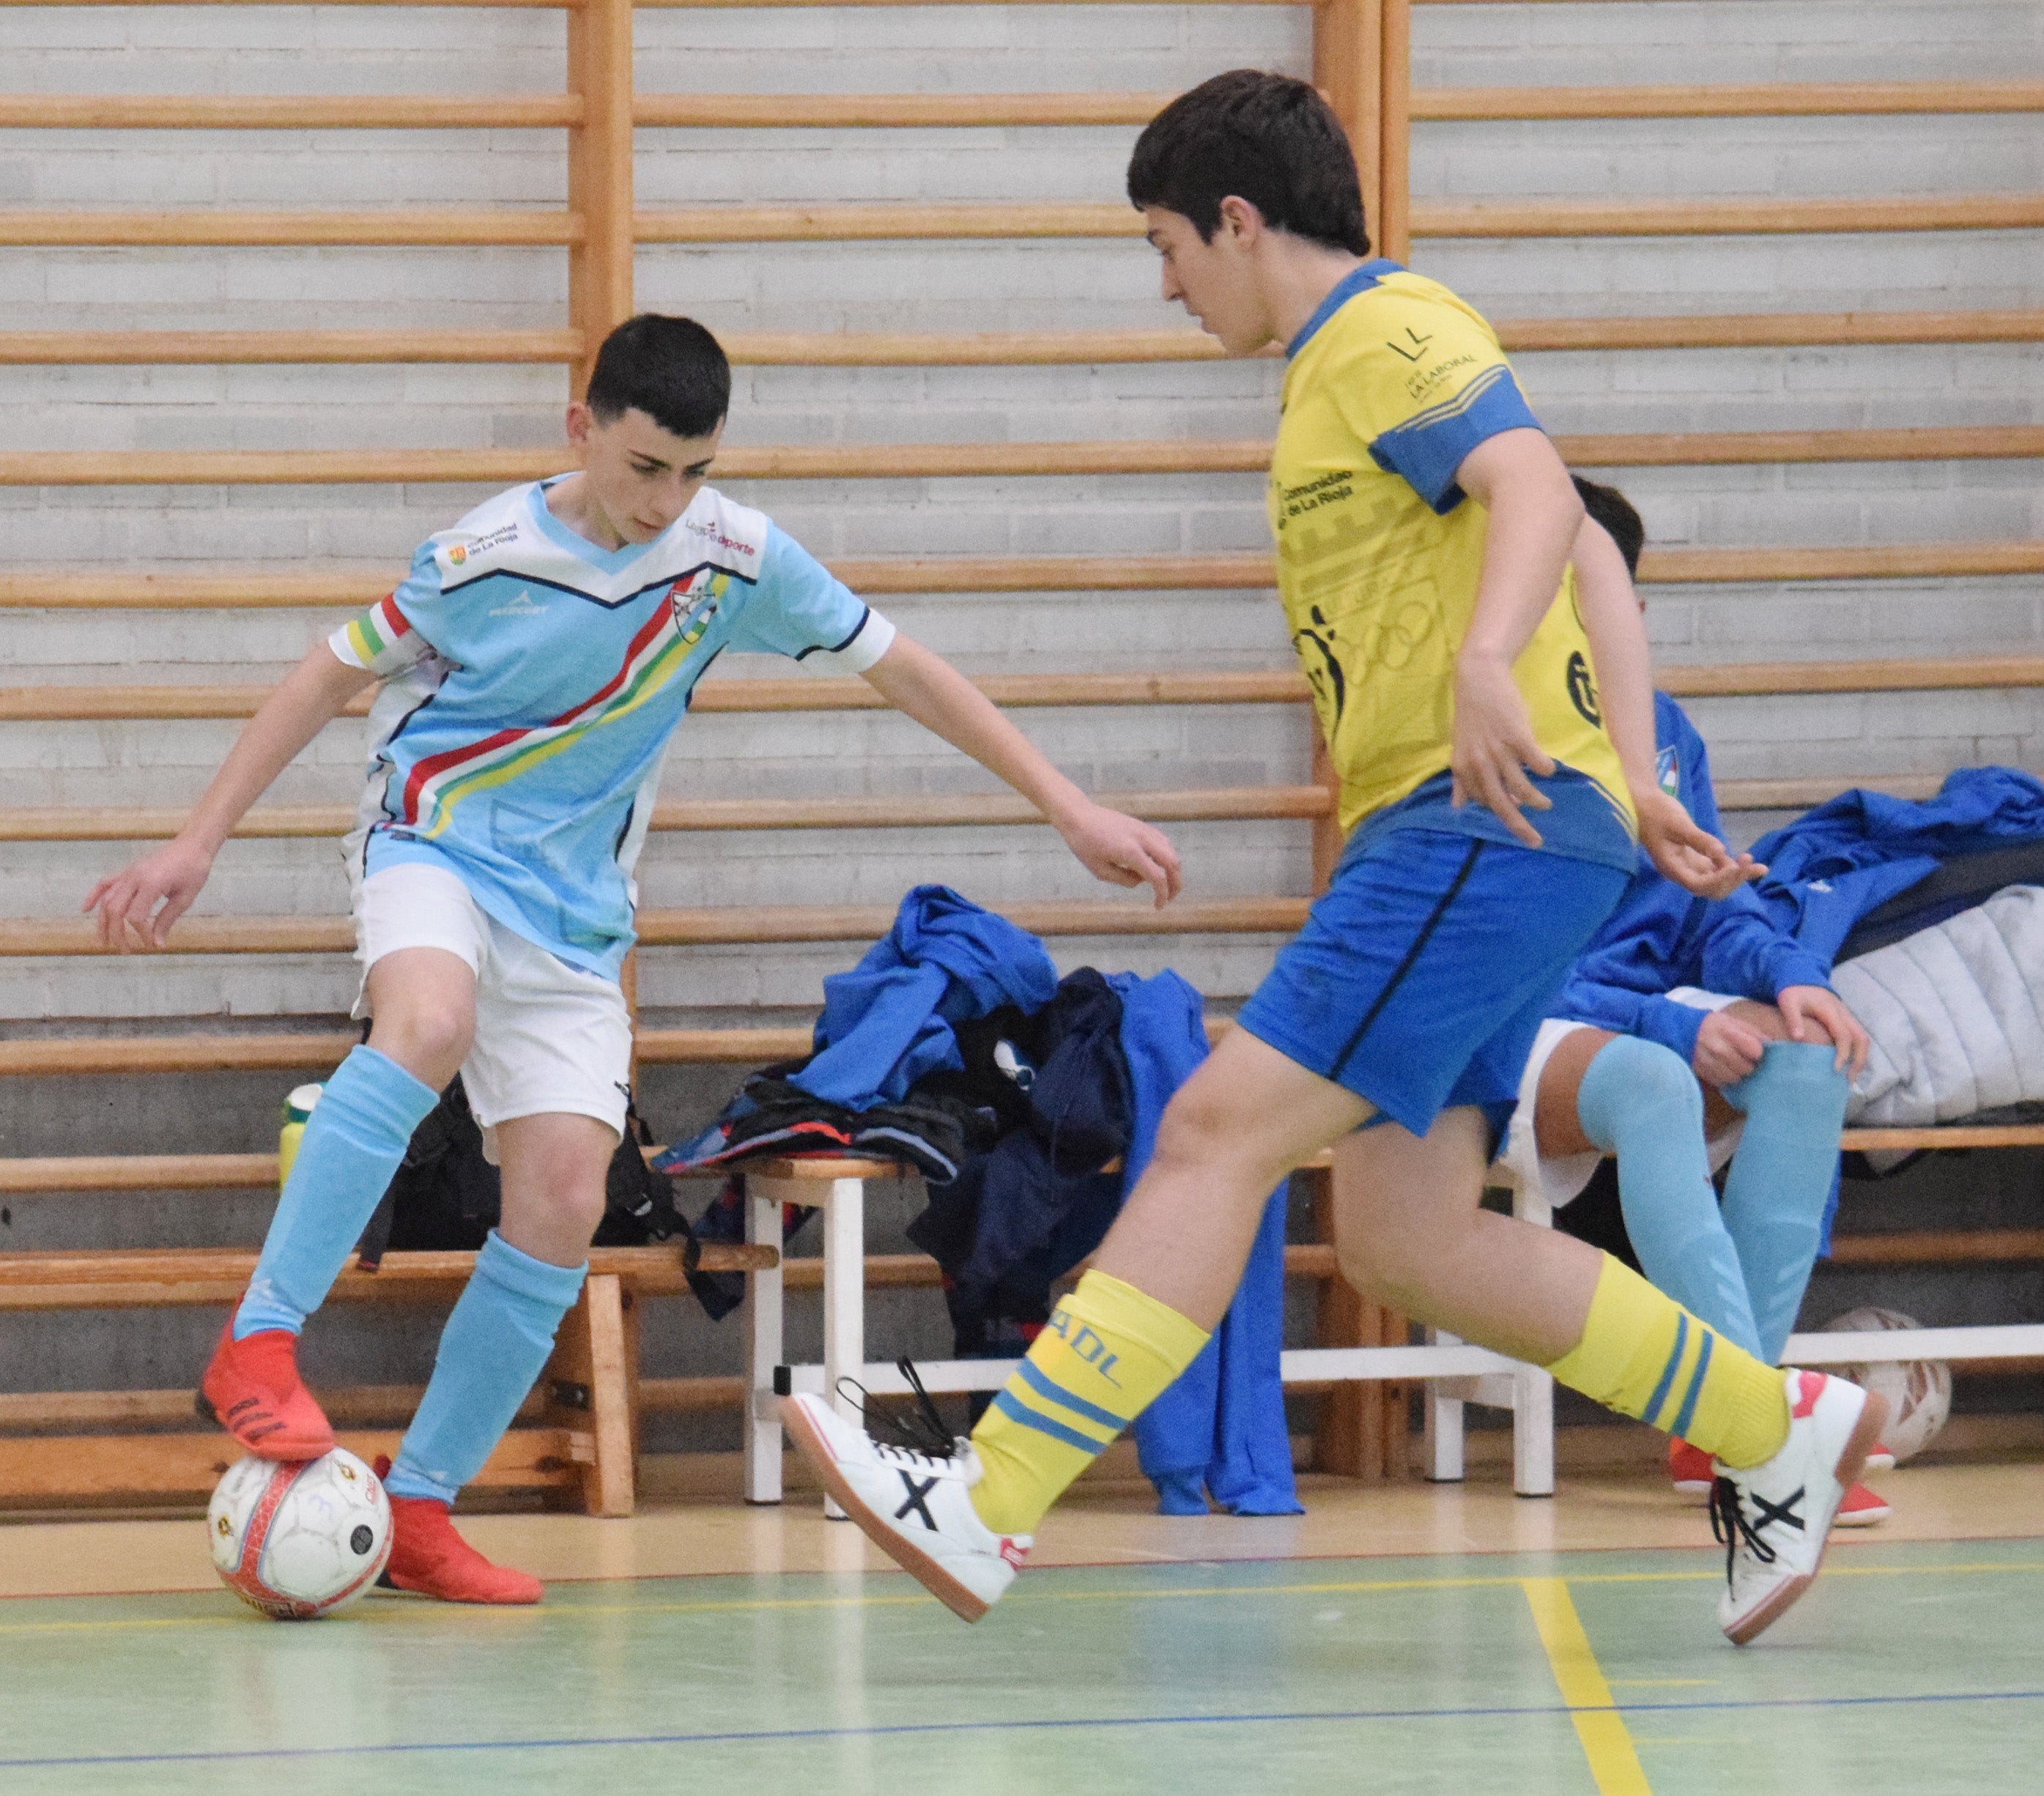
[379,1111,608,1606]
[782,1025,1366,1619]
[201,921,478,1459]
[377,913,631,1603]
[1709,1001,1851,1365]
[1538,1031,1765,1359]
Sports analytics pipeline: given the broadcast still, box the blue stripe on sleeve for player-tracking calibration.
[991,1389,1106,1455]
[1644,1310,1689,1431]
[1367,363,1544,514]
[1669,1328,1716,1443]
[1016,1359,1129,1434]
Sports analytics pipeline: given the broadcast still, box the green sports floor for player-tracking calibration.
[2,1535,2039,1795]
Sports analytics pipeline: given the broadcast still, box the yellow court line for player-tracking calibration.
[1522,1577,1654,1796]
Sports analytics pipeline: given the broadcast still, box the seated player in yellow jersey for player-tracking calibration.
[783,70,1885,1645]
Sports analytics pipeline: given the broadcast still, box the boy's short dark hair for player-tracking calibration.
[1572,475,1645,579]
[1126,70,1369,256]
[585,313,731,439]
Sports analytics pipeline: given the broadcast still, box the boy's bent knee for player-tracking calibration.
[367,1006,473,1089]
[1577,1035,1703,1152]
[1149,1080,1295,1189]
[1728,1038,1848,1112]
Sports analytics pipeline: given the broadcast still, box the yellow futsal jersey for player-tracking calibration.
[1271,261,1634,858]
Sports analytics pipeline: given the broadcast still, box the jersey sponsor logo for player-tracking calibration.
[487,588,547,617]
[1566,650,1603,727]
[1405,351,1479,404]
[1385,325,1434,362]
[1277,468,1355,524]
[443,522,520,573]
[684,516,758,557]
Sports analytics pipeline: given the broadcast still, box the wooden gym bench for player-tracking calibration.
[0,1235,774,1516]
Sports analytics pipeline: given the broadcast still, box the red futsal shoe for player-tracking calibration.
[1831,1483,1892,1528]
[1668,1437,1715,1500]
[374,1459,542,1606]
[197,1307,336,1461]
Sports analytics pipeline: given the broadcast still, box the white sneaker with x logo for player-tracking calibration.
[1712,1368,1887,1645]
[780,1392,1029,1622]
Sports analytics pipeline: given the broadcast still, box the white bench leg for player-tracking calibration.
[1422,1328,1467,1483]
[744,1179,785,1504]
[1511,1181,1556,1498]
[820,1176,866,1520]
[1511,1363,1555,1497]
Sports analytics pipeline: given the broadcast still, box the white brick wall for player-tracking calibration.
[4,1,2043,1028]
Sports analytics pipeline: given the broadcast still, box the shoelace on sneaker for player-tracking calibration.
[836,1358,959,1464]
[1708,1474,1778,1584]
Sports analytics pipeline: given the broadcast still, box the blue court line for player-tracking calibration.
[7,1688,2044,1772]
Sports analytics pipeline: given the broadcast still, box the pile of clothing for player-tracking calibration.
[1749,768,2044,1131]
[661,885,1300,1517]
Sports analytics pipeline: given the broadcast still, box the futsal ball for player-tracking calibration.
[209,1447,393,1619]
[1820,1306,1953,1463]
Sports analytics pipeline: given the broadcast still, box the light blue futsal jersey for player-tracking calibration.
[330,478,893,980]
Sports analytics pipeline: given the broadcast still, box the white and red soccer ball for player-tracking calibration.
[209,1447,392,1619]
[1821,1305,1955,1463]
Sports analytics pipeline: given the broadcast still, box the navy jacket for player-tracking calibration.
[1549,694,1833,1064]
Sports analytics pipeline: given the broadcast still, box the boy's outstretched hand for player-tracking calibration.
[83,836,215,951]
[1055,801,1182,908]
[1634,787,1759,899]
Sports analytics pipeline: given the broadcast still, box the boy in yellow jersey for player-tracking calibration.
[784,70,1884,1645]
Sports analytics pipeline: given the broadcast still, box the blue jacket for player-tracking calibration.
[1549,693,1833,1065]
[793,885,1059,1110]
[1749,767,2044,968]
[1113,971,1300,1518]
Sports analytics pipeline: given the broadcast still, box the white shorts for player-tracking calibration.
[1492,989,1746,1210]
[354,862,632,1152]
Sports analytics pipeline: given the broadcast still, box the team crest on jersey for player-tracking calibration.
[1656,743,1679,797]
[674,580,723,649]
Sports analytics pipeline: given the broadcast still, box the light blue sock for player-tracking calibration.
[1576,1036,1765,1360]
[235,1045,439,1340]
[1719,1041,1850,1363]
[387,1231,588,1505]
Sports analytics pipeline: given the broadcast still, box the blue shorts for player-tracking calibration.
[1237,828,1630,1140]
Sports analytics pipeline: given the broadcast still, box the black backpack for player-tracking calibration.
[354,1077,701,1281]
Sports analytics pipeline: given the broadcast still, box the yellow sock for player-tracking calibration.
[969,1271,1210,1535]
[1546,1255,1789,1469]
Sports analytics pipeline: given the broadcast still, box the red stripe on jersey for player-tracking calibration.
[394,590,675,825]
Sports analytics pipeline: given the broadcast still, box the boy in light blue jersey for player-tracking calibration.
[86,314,1181,1604]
